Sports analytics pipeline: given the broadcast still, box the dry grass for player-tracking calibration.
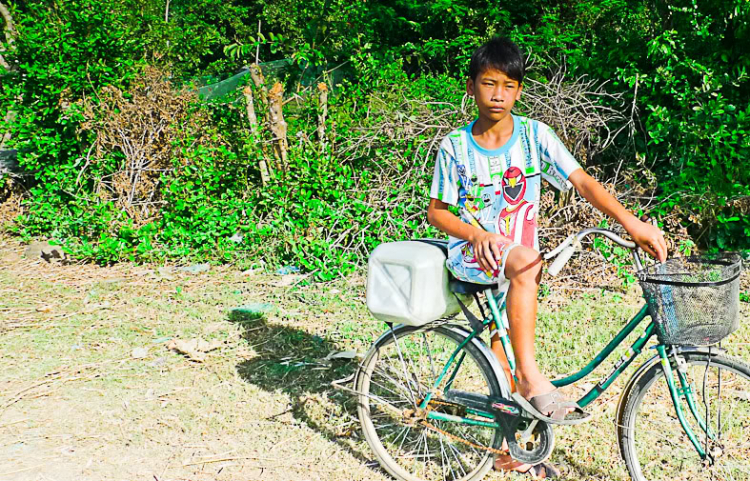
[0,234,748,481]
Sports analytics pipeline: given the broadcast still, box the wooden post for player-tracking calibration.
[0,109,14,149]
[248,63,267,106]
[242,85,259,136]
[267,82,288,173]
[317,82,328,149]
[243,85,270,185]
[248,64,276,181]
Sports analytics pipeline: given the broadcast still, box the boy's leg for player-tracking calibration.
[489,246,562,474]
[490,335,515,392]
[492,333,553,474]
[455,239,552,398]
[502,245,556,400]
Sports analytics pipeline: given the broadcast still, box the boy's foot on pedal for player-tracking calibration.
[529,390,589,421]
[511,389,591,424]
[514,375,591,424]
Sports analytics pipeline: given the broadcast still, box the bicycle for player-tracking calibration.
[352,227,748,481]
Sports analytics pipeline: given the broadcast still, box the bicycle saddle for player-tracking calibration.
[449,279,488,295]
[412,238,493,296]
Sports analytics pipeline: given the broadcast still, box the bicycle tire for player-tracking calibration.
[619,351,750,481]
[356,324,503,481]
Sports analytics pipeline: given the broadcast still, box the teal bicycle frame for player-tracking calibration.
[418,286,715,460]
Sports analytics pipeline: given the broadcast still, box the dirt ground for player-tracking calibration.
[1,236,748,481]
[0,236,391,481]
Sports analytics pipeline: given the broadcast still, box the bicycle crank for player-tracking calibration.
[497,415,555,465]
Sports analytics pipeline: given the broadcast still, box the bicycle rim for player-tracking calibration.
[623,352,750,481]
[357,325,502,481]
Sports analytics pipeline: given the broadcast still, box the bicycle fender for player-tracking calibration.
[615,345,726,458]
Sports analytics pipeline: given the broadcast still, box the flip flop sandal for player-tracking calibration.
[493,459,561,478]
[522,461,561,479]
[511,390,591,425]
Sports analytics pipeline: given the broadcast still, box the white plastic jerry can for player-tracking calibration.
[366,240,470,326]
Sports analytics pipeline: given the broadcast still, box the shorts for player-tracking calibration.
[446,241,521,285]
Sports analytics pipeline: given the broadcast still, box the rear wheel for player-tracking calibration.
[356,324,503,481]
[619,352,750,481]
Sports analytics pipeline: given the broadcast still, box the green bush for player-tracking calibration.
[574,1,750,249]
[2,0,749,278]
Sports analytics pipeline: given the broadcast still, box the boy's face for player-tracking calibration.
[466,68,522,123]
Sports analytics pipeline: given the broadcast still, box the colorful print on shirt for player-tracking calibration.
[429,115,582,284]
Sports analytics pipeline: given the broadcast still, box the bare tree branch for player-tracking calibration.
[0,1,16,44]
[518,58,634,164]
[76,67,224,223]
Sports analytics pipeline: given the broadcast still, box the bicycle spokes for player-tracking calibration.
[658,349,750,470]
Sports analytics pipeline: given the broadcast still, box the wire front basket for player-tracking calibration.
[638,254,743,346]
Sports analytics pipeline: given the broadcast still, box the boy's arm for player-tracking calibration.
[427,198,510,273]
[568,169,668,262]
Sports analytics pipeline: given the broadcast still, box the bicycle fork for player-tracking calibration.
[657,345,717,462]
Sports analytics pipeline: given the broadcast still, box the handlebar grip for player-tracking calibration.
[547,241,580,277]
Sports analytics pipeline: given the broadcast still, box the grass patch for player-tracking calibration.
[1,238,748,481]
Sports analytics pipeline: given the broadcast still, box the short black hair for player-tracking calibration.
[468,37,525,84]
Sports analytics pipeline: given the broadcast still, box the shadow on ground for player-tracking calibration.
[228,312,620,481]
[228,311,385,476]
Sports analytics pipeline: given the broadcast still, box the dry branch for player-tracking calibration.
[77,66,220,222]
[518,60,633,164]
[317,82,328,148]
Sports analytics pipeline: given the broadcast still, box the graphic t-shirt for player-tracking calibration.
[429,115,582,283]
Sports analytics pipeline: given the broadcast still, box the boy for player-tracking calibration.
[427,37,667,477]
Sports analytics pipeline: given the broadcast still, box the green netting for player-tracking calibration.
[197,68,250,100]
[196,59,292,101]
[194,59,344,101]
[0,149,20,175]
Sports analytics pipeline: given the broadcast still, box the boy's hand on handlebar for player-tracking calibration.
[471,231,513,274]
[629,220,668,263]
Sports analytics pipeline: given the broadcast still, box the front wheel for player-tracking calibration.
[619,351,750,481]
[356,324,504,481]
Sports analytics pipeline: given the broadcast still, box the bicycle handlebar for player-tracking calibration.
[544,228,643,277]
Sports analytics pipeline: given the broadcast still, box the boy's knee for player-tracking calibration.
[506,246,542,284]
